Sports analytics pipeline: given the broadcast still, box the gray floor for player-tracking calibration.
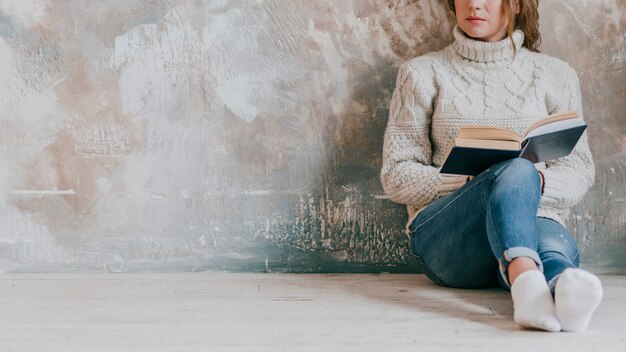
[0,273,624,351]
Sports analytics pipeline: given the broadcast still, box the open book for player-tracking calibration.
[440,111,587,176]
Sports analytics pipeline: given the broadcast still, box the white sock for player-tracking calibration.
[555,268,603,332]
[510,270,561,332]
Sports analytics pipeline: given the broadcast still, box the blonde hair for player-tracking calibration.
[447,0,541,54]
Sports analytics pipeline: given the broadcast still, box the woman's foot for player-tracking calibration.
[511,270,561,332]
[555,268,603,332]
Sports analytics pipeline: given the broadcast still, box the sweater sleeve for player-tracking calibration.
[540,66,595,209]
[380,61,468,207]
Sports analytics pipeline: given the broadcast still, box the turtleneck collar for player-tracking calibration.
[451,25,525,62]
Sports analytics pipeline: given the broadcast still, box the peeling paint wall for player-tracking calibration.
[0,0,624,273]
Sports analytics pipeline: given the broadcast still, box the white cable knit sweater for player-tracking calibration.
[380,25,595,234]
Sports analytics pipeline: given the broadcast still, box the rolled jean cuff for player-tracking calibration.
[498,247,543,289]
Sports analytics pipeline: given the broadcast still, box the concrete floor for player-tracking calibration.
[0,273,624,352]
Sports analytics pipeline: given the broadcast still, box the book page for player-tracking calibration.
[457,125,522,142]
[524,116,586,140]
[523,111,578,137]
[455,138,521,150]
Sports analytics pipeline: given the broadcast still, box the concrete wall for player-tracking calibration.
[0,0,624,273]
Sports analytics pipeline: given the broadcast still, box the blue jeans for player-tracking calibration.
[409,158,579,292]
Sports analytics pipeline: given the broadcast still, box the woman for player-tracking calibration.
[380,0,602,332]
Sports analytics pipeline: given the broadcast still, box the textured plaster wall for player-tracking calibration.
[0,0,624,273]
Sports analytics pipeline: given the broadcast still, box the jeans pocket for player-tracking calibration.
[413,254,446,286]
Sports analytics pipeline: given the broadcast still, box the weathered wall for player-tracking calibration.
[0,0,624,273]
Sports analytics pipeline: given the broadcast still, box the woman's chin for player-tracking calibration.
[459,26,506,42]
[461,28,487,39]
